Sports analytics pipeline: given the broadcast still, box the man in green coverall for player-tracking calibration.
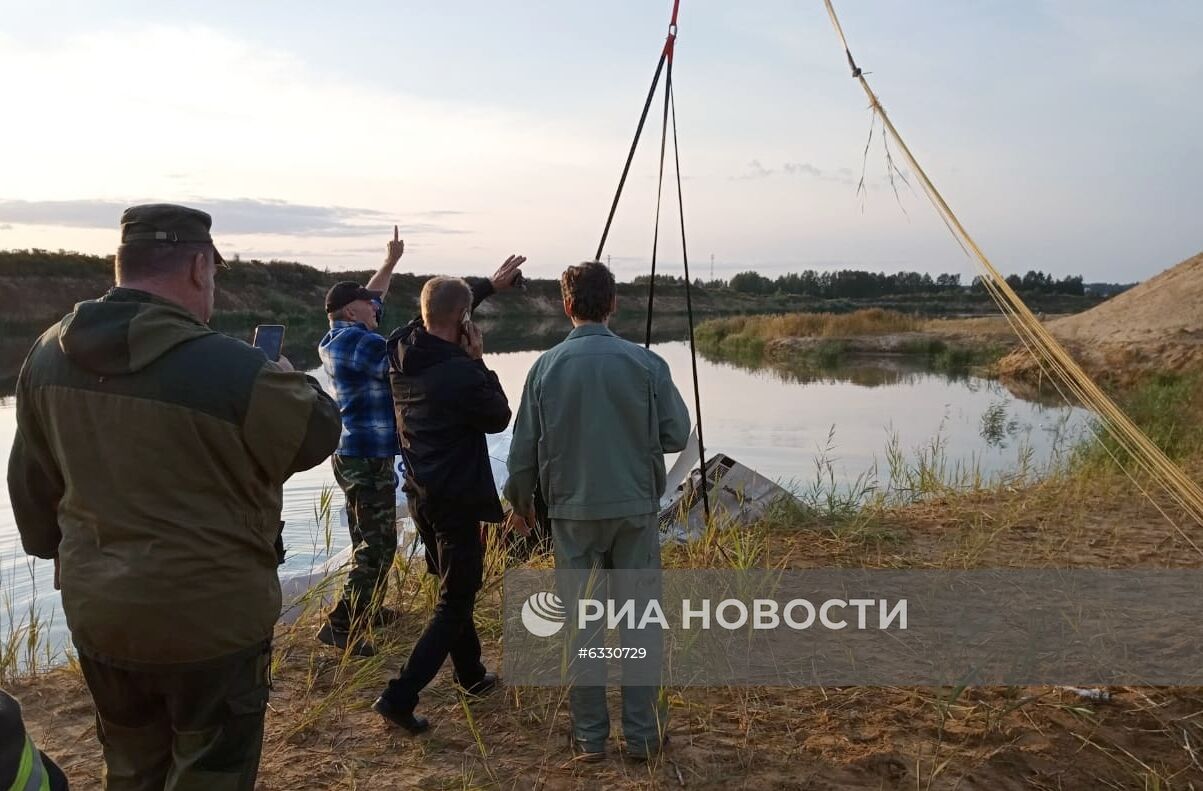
[504,260,691,761]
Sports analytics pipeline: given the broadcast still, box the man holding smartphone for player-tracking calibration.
[8,204,342,788]
[369,276,513,733]
[317,232,525,656]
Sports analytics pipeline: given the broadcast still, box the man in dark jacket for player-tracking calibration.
[370,276,512,733]
[6,204,342,790]
[316,247,524,657]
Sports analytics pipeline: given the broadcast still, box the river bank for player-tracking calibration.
[1,339,1088,674]
[695,248,1203,401]
[0,249,1104,392]
[7,367,1203,789]
[697,310,1020,382]
[999,251,1203,390]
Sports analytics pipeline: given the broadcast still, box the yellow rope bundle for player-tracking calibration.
[822,0,1203,551]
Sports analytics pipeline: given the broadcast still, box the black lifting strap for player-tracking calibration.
[593,14,711,526]
[645,44,673,350]
[665,60,711,523]
[594,49,668,263]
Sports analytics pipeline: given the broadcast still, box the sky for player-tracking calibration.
[0,1,1200,283]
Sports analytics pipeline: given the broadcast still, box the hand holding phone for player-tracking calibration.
[252,324,286,361]
[459,314,484,360]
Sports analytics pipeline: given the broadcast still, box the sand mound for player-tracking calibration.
[996,250,1203,386]
[1047,250,1203,345]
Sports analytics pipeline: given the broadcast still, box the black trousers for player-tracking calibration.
[383,494,487,711]
[78,644,270,791]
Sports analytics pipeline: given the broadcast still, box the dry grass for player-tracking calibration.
[14,442,1203,789]
[920,315,1018,338]
[10,372,1203,789]
[696,310,1018,374]
[14,457,1203,789]
[698,308,923,351]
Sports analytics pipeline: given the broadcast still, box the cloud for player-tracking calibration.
[733,159,775,180]
[733,161,856,186]
[232,245,384,259]
[785,162,857,186]
[0,223,11,231]
[782,162,823,178]
[0,198,468,238]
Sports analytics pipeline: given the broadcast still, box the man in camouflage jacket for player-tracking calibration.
[7,204,341,791]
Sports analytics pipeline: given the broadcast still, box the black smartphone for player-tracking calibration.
[252,324,286,361]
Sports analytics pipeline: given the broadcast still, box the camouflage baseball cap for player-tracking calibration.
[119,203,227,266]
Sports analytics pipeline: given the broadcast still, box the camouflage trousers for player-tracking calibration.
[79,644,271,791]
[332,455,398,625]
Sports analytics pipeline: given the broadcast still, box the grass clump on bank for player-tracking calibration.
[696,308,922,369]
[697,308,922,354]
[697,308,1010,374]
[1074,372,1203,470]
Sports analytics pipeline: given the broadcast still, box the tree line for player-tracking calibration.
[4,248,1099,301]
[636,269,1087,298]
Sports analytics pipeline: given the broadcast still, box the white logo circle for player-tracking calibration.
[521,591,566,637]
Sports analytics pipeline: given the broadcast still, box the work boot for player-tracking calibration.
[372,696,430,735]
[626,733,671,763]
[317,601,376,657]
[315,622,376,657]
[570,738,606,763]
[458,671,499,699]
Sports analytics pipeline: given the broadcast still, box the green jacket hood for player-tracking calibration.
[58,288,215,376]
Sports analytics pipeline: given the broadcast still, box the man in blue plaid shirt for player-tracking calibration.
[317,226,525,655]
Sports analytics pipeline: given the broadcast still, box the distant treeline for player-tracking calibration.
[635,269,1122,299]
[3,248,1112,336]
[0,249,115,277]
[4,249,1129,302]
[1,249,1115,394]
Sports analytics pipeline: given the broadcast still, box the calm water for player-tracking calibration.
[0,332,1090,661]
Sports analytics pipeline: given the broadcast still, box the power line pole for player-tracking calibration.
[710,253,715,281]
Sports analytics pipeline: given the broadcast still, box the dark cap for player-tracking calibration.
[119,203,226,266]
[325,281,381,314]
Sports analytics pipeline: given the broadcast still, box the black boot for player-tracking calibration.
[371,696,430,734]
[316,600,376,657]
[458,671,499,698]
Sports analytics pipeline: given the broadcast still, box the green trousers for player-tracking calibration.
[551,513,667,755]
[78,645,271,791]
[332,455,398,623]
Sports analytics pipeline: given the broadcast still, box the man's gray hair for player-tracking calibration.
[420,276,473,328]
